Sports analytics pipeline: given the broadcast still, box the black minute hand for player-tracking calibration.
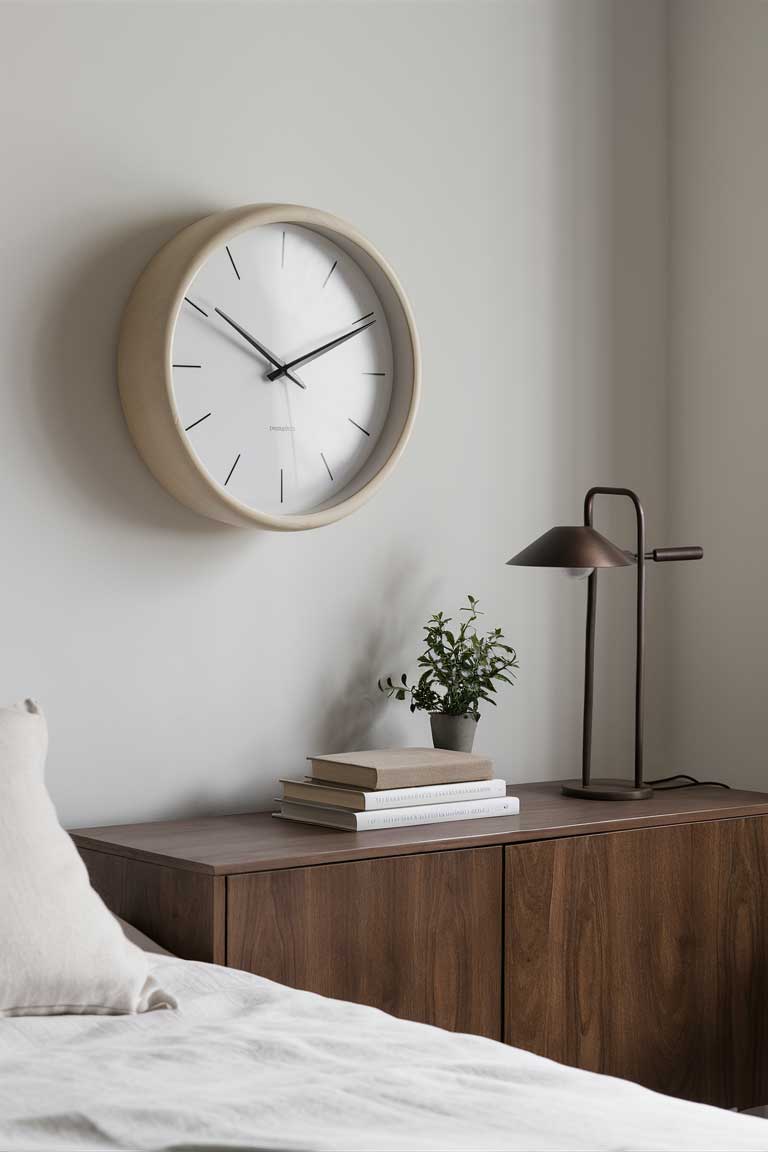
[214,308,307,389]
[266,319,376,381]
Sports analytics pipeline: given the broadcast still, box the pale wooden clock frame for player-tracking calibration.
[118,203,421,529]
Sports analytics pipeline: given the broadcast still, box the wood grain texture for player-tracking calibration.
[228,847,502,1038]
[79,848,225,963]
[70,782,768,875]
[505,816,768,1108]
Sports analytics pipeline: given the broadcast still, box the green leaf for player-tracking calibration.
[384,596,518,718]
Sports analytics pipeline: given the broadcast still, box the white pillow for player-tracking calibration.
[0,700,175,1016]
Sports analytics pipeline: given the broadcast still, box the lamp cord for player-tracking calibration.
[647,773,730,791]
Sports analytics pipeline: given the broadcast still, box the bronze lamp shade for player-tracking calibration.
[507,526,631,570]
[507,487,702,802]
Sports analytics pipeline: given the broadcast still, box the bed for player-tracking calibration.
[2,704,767,1152]
[1,946,767,1152]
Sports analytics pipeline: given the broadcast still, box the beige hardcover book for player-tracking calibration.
[306,747,494,790]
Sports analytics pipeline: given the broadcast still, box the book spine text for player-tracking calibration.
[363,778,507,809]
[354,796,519,830]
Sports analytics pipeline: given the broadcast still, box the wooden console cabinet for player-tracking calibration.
[73,782,768,1109]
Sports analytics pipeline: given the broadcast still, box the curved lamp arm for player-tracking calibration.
[578,488,702,799]
[582,488,646,793]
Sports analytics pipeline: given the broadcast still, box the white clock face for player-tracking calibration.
[170,224,394,516]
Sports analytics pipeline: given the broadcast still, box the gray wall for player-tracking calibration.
[0,0,669,826]
[668,0,768,789]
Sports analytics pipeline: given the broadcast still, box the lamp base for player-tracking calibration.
[561,778,653,801]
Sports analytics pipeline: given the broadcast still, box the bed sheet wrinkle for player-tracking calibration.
[9,1110,125,1151]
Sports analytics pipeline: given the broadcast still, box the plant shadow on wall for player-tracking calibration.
[308,555,439,756]
[28,209,249,542]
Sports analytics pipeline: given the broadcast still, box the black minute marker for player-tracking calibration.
[226,246,241,281]
[322,260,338,290]
[224,453,241,486]
[184,297,208,318]
[184,412,211,431]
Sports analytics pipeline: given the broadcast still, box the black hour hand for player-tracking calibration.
[214,308,307,390]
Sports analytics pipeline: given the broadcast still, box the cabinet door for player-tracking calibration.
[79,848,225,963]
[228,847,502,1038]
[505,818,768,1108]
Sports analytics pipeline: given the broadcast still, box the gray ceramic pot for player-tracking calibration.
[430,713,479,753]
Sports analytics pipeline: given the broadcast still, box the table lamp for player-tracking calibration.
[507,486,702,800]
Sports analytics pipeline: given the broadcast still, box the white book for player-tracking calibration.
[274,794,520,832]
[279,776,508,810]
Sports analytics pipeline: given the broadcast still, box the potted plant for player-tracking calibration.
[378,595,519,752]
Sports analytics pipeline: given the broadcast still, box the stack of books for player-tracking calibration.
[274,748,518,831]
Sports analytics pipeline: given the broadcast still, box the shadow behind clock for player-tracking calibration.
[30,208,241,540]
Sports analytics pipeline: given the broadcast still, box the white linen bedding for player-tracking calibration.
[0,955,766,1152]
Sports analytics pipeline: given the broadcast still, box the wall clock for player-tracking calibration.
[118,204,420,529]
